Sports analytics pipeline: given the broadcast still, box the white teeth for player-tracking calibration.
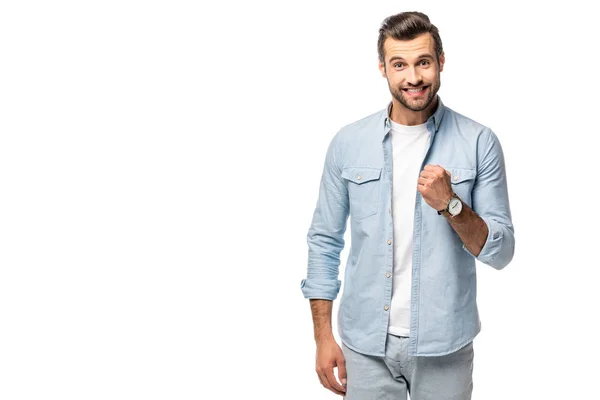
[407,87,425,93]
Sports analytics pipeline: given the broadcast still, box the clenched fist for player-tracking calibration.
[417,164,454,212]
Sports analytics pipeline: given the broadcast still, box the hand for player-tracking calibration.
[417,164,453,211]
[315,338,346,396]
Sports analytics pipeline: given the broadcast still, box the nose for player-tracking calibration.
[407,67,422,86]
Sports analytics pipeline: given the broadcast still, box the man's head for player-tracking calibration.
[377,12,445,113]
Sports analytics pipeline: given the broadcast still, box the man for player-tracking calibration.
[300,11,515,400]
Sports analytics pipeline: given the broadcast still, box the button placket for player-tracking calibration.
[382,135,394,333]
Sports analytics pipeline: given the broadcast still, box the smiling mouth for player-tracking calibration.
[402,86,429,95]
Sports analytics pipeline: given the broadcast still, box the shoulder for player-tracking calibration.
[443,106,493,137]
[334,108,386,140]
[441,105,504,155]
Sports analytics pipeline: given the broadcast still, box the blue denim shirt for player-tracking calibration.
[300,96,515,357]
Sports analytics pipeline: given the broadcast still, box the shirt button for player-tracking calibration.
[384,305,389,311]
[387,239,392,245]
[453,175,458,181]
[386,272,391,278]
[357,175,362,180]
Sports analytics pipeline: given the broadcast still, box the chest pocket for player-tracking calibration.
[448,167,476,206]
[342,167,382,221]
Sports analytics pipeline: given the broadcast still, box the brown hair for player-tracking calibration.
[377,12,443,66]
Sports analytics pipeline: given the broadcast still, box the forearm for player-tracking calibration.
[309,299,335,344]
[444,199,488,257]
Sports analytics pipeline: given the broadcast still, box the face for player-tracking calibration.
[378,33,445,112]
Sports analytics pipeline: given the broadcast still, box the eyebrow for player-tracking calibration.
[389,54,435,63]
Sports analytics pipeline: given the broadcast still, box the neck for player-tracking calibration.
[390,95,438,126]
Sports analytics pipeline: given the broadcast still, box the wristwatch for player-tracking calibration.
[437,193,463,217]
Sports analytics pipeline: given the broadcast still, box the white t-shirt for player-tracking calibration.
[387,119,431,337]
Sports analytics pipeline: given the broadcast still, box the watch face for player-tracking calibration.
[448,197,462,216]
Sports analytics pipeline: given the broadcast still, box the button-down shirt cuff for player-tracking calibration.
[300,278,341,300]
[462,216,503,263]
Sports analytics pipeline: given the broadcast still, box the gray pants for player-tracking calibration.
[341,334,474,400]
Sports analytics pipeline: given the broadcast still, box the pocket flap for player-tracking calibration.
[449,167,476,184]
[342,167,382,184]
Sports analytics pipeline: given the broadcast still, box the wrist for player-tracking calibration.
[315,334,335,347]
[437,192,455,214]
[437,192,462,217]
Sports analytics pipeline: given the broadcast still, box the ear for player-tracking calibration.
[378,59,386,78]
[439,52,445,72]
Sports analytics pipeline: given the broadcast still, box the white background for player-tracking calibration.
[1,1,598,399]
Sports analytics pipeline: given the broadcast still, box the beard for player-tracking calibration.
[389,74,440,112]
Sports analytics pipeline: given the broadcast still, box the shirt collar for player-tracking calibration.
[382,95,446,139]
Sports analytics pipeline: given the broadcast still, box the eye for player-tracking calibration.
[393,63,403,68]
[420,60,430,66]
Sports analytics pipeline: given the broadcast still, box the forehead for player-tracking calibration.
[384,33,435,62]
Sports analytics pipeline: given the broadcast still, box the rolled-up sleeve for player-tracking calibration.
[301,132,349,300]
[463,129,515,270]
